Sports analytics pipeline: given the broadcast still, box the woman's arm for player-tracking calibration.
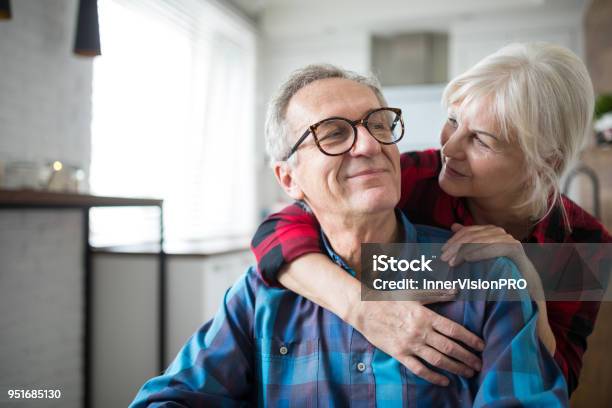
[440,223,556,355]
[251,150,440,286]
[250,202,321,286]
[250,198,484,385]
[512,257,557,355]
[278,253,484,386]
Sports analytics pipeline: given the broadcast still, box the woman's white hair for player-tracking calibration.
[265,64,387,165]
[442,42,594,226]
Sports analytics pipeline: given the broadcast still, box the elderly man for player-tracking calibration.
[130,65,567,407]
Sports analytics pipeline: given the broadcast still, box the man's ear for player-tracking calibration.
[273,161,305,201]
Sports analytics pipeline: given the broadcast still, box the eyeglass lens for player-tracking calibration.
[314,109,402,155]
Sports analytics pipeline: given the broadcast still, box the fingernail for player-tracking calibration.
[478,341,485,351]
[464,369,474,377]
[442,379,450,387]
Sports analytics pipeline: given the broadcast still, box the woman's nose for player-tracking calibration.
[441,129,467,160]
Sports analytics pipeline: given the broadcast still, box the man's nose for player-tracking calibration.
[349,124,382,157]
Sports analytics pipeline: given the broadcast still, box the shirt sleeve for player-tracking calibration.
[550,300,600,395]
[129,269,259,408]
[474,258,568,407]
[397,149,441,207]
[250,202,321,287]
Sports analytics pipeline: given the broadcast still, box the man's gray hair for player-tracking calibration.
[265,64,387,164]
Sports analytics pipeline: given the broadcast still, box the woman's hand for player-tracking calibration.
[440,223,556,355]
[347,294,485,386]
[279,253,484,386]
[440,223,526,268]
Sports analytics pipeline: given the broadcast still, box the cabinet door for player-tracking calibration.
[202,252,254,322]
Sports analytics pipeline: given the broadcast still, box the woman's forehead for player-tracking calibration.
[451,98,495,122]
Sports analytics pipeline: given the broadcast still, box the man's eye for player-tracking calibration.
[320,131,347,142]
[447,117,458,128]
[370,122,388,130]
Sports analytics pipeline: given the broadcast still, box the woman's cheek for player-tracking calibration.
[440,125,452,145]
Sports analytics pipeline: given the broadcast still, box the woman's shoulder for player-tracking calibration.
[400,149,442,179]
[561,195,612,243]
[530,196,611,243]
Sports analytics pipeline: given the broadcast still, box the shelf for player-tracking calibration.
[92,237,250,257]
[0,189,163,208]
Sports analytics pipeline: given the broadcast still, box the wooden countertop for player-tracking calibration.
[93,237,251,257]
[0,189,163,208]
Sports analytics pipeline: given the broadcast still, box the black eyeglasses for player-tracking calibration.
[284,107,404,160]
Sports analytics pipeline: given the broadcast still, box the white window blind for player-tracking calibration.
[90,0,256,247]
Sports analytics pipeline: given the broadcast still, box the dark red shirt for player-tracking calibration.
[250,149,611,394]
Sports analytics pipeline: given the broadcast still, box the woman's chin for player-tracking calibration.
[439,174,469,198]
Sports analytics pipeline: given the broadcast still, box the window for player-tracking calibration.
[90,0,256,247]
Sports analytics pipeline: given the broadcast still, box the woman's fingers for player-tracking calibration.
[417,345,476,378]
[442,229,514,262]
[426,332,482,371]
[451,242,518,266]
[399,355,450,386]
[442,225,492,249]
[431,313,485,351]
[450,223,464,232]
[441,230,493,260]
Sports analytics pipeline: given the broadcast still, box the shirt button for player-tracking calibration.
[357,362,366,372]
[279,346,288,355]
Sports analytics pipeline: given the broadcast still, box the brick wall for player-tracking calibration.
[0,0,92,169]
[0,1,93,407]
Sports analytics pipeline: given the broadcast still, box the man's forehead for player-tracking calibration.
[286,78,380,132]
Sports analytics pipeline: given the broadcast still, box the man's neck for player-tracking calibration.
[315,209,399,276]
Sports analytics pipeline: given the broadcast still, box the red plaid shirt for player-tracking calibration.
[251,149,611,395]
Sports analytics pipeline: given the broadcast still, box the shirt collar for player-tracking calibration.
[320,210,418,274]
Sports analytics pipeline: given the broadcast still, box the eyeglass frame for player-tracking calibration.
[283,107,404,160]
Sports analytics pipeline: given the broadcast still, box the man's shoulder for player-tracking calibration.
[234,266,296,306]
[224,266,268,305]
[413,223,452,242]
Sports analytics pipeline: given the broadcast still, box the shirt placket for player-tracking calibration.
[349,328,376,407]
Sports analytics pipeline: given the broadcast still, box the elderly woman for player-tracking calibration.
[250,42,610,394]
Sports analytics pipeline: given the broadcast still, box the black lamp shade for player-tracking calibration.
[0,0,11,20]
[74,0,101,56]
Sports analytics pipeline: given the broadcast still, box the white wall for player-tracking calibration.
[448,2,585,77]
[0,1,92,407]
[0,0,93,172]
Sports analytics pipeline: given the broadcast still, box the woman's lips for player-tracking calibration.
[444,164,469,178]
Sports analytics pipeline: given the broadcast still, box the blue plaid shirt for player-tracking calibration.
[131,213,568,407]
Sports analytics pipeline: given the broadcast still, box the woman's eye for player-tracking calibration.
[473,134,489,148]
[447,117,458,128]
